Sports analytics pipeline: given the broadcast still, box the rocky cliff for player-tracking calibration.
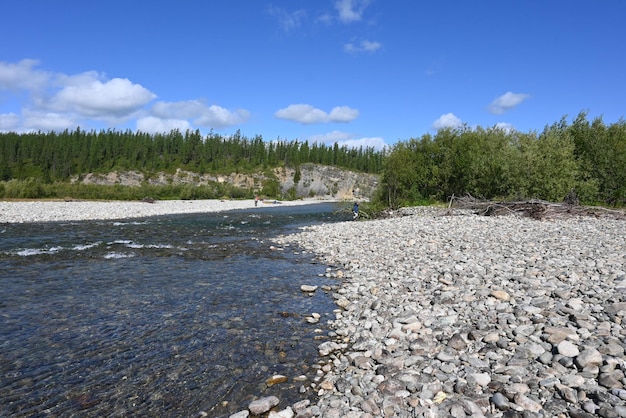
[74,163,379,200]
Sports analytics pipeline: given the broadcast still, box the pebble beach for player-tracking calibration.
[267,207,626,418]
[0,199,322,223]
[4,200,626,417]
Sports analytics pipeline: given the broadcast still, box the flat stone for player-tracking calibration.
[599,371,625,389]
[558,340,580,357]
[576,348,603,369]
[468,372,491,387]
[249,396,280,415]
[513,394,542,412]
[266,375,288,386]
[491,290,511,301]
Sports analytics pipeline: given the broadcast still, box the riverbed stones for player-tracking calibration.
[248,395,279,415]
[558,340,581,357]
[300,285,318,292]
[273,207,626,416]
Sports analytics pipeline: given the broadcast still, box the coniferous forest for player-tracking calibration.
[0,112,624,206]
[0,128,383,200]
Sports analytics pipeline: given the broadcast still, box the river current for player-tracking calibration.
[0,202,345,417]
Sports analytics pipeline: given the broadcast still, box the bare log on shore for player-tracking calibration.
[449,194,626,220]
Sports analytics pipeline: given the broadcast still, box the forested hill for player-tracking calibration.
[1,112,625,206]
[0,128,384,183]
[0,128,384,201]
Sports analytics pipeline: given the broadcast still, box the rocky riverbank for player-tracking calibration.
[0,198,328,223]
[263,208,626,417]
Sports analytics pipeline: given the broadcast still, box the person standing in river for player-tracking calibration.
[352,202,359,220]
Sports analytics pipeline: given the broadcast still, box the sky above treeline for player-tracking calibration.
[1,0,625,150]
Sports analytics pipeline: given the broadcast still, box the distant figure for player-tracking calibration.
[352,202,359,220]
[254,195,259,207]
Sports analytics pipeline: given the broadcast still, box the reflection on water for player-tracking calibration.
[0,203,345,417]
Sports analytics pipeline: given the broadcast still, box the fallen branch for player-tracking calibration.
[449,195,626,220]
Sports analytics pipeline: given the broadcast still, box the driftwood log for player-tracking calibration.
[449,195,626,221]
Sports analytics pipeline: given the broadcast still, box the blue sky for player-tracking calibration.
[1,1,625,150]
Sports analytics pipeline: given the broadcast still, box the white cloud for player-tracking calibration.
[0,59,253,133]
[488,91,529,115]
[432,113,463,130]
[267,6,306,31]
[151,100,250,129]
[308,130,352,143]
[22,110,78,132]
[335,0,371,23]
[495,122,514,132]
[0,113,20,131]
[48,73,156,118]
[137,116,191,134]
[308,130,387,151]
[337,136,387,150]
[344,40,382,53]
[0,59,50,91]
[152,100,207,119]
[328,106,360,122]
[275,104,359,124]
[194,106,251,128]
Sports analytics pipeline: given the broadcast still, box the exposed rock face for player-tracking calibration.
[275,163,378,200]
[73,164,379,200]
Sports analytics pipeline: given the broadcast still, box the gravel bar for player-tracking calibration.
[0,199,327,223]
[268,207,626,418]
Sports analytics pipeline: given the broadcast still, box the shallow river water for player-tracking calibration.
[0,203,345,417]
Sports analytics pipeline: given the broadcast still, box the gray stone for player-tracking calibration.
[248,396,279,415]
[490,392,510,410]
[558,340,580,357]
[274,207,626,417]
[468,372,491,387]
[513,394,542,412]
[599,371,625,389]
[557,383,579,403]
[561,373,586,388]
[576,348,603,369]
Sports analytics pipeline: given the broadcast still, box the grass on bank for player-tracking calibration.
[0,178,280,201]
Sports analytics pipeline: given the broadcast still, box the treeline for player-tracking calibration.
[377,112,626,208]
[0,128,384,183]
[2,112,624,206]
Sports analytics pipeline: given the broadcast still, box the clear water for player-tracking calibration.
[0,203,346,417]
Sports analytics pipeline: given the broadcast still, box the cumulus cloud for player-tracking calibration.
[47,72,156,118]
[150,100,250,130]
[308,130,387,151]
[194,105,251,128]
[0,59,255,132]
[432,113,463,130]
[335,0,371,23]
[488,91,529,115]
[0,59,50,91]
[22,110,78,132]
[0,113,20,131]
[337,136,387,150]
[344,40,382,53]
[151,100,207,119]
[494,122,514,132]
[275,104,359,124]
[137,116,191,134]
